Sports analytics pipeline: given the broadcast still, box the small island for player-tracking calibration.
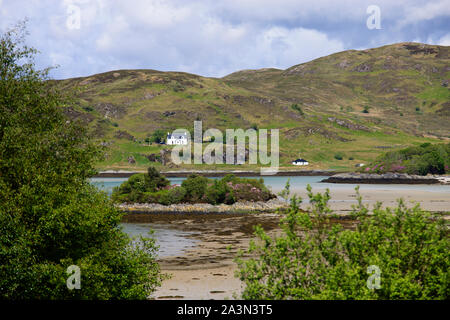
[322,142,449,184]
[112,167,288,214]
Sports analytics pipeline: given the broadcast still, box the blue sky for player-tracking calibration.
[1,0,449,79]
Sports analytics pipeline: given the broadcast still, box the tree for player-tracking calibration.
[0,22,163,299]
[149,129,166,144]
[236,185,449,300]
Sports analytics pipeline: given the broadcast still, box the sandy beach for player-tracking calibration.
[121,186,450,300]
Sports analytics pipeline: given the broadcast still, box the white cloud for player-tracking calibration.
[0,0,448,79]
[399,0,450,26]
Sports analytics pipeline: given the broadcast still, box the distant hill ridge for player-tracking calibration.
[55,42,450,170]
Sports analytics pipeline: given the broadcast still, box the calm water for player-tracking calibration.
[92,175,449,257]
[90,175,450,196]
[120,223,198,258]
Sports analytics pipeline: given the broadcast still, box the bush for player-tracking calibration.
[0,23,163,299]
[291,104,304,115]
[181,174,209,202]
[159,187,186,205]
[111,167,170,203]
[364,143,449,175]
[205,180,232,205]
[113,171,276,205]
[149,129,166,144]
[334,153,344,160]
[236,185,450,300]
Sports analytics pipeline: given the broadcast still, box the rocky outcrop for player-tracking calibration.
[327,117,370,131]
[114,130,135,141]
[116,198,289,214]
[321,172,443,184]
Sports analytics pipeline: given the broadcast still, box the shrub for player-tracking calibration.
[160,186,186,205]
[149,129,166,144]
[111,167,170,203]
[181,174,209,202]
[365,143,449,175]
[0,23,163,299]
[334,153,344,160]
[291,104,304,115]
[236,185,450,300]
[205,180,231,205]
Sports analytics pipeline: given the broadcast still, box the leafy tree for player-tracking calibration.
[149,129,166,144]
[236,185,449,300]
[111,167,170,203]
[0,22,163,299]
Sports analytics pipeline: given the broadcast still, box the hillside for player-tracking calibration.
[55,42,450,171]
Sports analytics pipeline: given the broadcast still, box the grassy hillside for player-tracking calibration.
[55,42,449,171]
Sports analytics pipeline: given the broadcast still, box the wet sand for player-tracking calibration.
[121,187,449,300]
[292,188,450,213]
[123,213,282,300]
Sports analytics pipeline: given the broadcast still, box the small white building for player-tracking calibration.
[292,158,309,166]
[166,132,188,145]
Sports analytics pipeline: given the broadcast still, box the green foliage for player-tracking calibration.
[111,167,170,203]
[277,178,290,201]
[334,152,344,160]
[0,23,163,299]
[181,174,209,202]
[291,104,304,115]
[149,129,166,144]
[236,185,449,300]
[205,179,234,205]
[365,143,450,175]
[113,171,275,205]
[159,186,187,205]
[362,105,370,113]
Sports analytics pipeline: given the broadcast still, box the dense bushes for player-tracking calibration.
[112,169,276,205]
[236,185,450,300]
[181,174,209,202]
[0,24,163,299]
[361,143,449,175]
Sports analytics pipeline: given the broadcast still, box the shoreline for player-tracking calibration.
[117,199,290,215]
[128,187,450,300]
[321,172,449,185]
[94,169,339,178]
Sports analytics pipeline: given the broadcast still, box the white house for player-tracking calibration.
[166,132,188,145]
[292,158,309,166]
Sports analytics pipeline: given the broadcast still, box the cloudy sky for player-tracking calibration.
[1,0,449,79]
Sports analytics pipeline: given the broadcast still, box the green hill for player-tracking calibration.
[55,42,450,171]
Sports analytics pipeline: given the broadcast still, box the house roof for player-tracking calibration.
[167,132,188,139]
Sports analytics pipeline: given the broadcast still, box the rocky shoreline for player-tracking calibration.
[321,172,449,184]
[117,198,290,214]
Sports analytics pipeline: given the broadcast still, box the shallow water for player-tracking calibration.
[90,175,450,196]
[120,223,198,258]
